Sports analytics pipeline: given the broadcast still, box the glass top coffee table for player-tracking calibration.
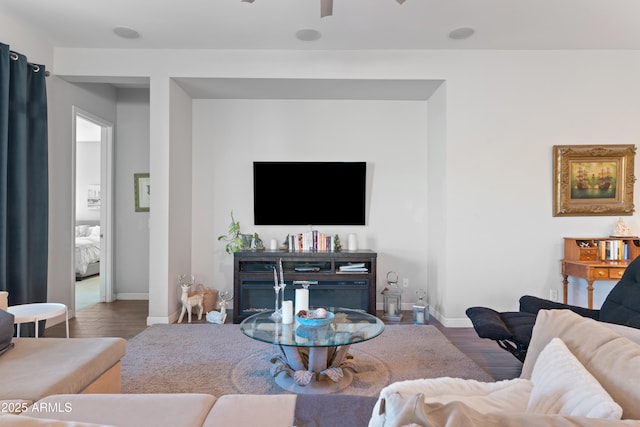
[240,307,384,394]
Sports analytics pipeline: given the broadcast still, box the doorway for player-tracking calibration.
[72,107,114,313]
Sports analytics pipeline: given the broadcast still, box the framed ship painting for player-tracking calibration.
[553,145,636,216]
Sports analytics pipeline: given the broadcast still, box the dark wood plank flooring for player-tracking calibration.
[45,302,522,381]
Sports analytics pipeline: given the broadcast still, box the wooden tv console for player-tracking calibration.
[233,250,377,324]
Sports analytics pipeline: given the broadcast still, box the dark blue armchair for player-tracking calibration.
[466,255,640,362]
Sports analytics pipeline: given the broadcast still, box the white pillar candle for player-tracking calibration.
[388,302,396,316]
[270,239,278,250]
[348,233,358,251]
[294,288,309,316]
[282,300,294,324]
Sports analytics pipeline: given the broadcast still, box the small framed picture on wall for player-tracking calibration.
[134,173,150,212]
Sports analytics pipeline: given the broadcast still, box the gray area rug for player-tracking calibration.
[121,323,493,397]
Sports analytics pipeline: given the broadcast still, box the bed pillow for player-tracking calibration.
[0,307,15,356]
[75,225,90,237]
[88,225,100,237]
[527,337,622,419]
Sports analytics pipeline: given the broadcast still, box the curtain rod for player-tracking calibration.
[9,51,50,77]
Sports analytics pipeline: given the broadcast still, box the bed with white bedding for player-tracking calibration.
[75,223,100,280]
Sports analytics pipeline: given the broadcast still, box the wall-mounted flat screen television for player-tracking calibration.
[253,161,366,226]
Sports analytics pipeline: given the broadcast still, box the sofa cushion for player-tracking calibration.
[521,309,640,420]
[0,338,125,401]
[377,397,640,427]
[0,308,14,356]
[203,394,296,427]
[0,413,113,426]
[368,377,533,427]
[24,394,216,427]
[0,400,32,415]
[527,338,622,419]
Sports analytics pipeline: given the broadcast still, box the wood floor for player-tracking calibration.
[44,301,522,381]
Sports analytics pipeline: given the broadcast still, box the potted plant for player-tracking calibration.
[217,211,245,254]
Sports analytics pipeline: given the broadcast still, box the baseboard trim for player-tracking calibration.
[116,293,149,300]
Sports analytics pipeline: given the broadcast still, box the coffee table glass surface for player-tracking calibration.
[240,307,384,394]
[240,307,384,347]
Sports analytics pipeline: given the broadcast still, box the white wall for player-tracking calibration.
[49,48,640,325]
[75,140,100,223]
[114,88,150,299]
[191,99,429,302]
[167,80,193,320]
[50,81,118,311]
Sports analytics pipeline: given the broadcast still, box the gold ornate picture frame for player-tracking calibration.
[553,145,636,217]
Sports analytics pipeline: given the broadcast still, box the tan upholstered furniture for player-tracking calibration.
[370,309,640,426]
[3,308,640,426]
[17,393,297,427]
[0,337,125,403]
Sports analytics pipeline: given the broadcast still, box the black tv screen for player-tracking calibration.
[253,161,366,226]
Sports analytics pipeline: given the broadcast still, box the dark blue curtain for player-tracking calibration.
[0,43,49,335]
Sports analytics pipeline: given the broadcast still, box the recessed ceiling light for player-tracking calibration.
[448,27,475,40]
[295,29,322,42]
[113,26,140,39]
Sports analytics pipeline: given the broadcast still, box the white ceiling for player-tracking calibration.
[3,0,639,101]
[2,0,640,50]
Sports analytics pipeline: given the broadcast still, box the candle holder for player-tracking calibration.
[413,289,429,325]
[271,283,282,320]
[382,271,403,322]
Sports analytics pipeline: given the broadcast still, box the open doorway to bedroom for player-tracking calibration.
[73,107,114,313]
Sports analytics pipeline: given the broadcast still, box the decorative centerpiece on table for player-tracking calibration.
[295,308,334,327]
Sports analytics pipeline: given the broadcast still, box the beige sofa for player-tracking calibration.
[0,292,125,412]
[3,308,640,426]
[369,309,640,426]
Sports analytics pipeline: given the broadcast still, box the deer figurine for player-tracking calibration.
[178,283,204,323]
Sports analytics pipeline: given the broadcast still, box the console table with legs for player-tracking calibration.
[562,237,640,309]
[233,250,377,324]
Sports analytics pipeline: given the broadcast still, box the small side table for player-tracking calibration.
[7,303,69,338]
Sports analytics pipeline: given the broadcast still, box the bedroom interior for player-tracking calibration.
[74,115,102,311]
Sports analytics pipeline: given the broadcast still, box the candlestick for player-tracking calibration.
[279,258,284,284]
[270,266,282,320]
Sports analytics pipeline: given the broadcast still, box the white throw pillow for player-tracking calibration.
[75,225,90,237]
[88,225,100,237]
[527,337,622,419]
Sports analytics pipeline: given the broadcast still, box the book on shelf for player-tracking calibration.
[339,263,368,272]
[596,239,630,261]
[288,230,336,253]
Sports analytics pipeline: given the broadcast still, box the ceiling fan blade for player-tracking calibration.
[321,0,333,17]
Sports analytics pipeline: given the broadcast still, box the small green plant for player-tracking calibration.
[217,211,244,254]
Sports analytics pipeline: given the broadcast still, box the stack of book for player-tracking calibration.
[597,239,630,260]
[339,263,368,273]
[288,231,336,252]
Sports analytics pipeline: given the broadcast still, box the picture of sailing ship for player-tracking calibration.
[570,161,617,200]
[597,167,612,191]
